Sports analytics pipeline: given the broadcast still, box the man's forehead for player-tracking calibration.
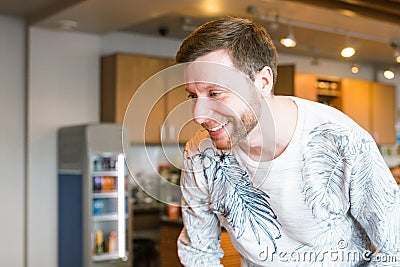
[184,62,252,89]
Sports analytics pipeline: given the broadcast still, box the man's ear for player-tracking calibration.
[256,66,274,97]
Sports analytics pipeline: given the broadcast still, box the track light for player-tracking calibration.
[310,55,319,66]
[391,40,400,63]
[383,68,395,80]
[341,46,356,58]
[280,33,296,48]
[56,20,78,31]
[268,14,280,31]
[395,50,400,63]
[280,22,296,48]
[341,34,356,58]
[249,6,396,64]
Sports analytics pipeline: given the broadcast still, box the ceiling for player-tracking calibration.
[1,0,400,69]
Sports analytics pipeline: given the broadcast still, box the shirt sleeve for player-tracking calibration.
[177,148,224,267]
[349,133,400,265]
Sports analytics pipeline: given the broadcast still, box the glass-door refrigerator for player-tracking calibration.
[58,123,131,267]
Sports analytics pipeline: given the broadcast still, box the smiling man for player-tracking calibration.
[184,58,266,153]
[175,17,400,266]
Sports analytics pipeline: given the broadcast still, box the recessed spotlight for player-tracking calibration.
[340,9,357,17]
[383,68,395,80]
[341,46,356,58]
[351,64,359,74]
[390,40,400,63]
[280,33,297,48]
[394,50,400,63]
[56,20,78,31]
[311,56,319,66]
[280,22,296,48]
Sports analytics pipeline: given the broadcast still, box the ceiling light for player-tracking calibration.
[383,68,395,80]
[390,40,400,63]
[341,46,356,58]
[395,51,400,63]
[280,33,297,48]
[268,14,280,31]
[393,49,400,63]
[201,0,221,15]
[56,20,78,31]
[340,9,357,17]
[341,34,356,58]
[181,17,198,32]
[246,5,258,14]
[280,23,296,48]
[351,63,359,74]
[310,55,319,66]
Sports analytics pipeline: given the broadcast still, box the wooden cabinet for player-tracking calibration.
[341,79,371,131]
[274,65,295,96]
[220,231,242,266]
[160,223,181,267]
[294,73,318,101]
[295,73,342,109]
[164,85,200,143]
[370,82,396,144]
[341,78,395,144]
[101,53,199,144]
[160,222,241,267]
[294,75,395,145]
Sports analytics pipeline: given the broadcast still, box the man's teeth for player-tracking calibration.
[209,122,228,132]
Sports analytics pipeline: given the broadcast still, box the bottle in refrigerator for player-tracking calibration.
[95,230,105,254]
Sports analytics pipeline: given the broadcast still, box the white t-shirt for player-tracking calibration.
[177,97,400,266]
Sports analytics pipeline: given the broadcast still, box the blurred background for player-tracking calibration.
[1,0,400,266]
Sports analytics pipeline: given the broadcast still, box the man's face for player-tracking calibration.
[184,50,261,150]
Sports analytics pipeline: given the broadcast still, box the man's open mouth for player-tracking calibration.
[207,122,228,132]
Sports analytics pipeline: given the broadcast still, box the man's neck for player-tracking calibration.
[239,96,298,162]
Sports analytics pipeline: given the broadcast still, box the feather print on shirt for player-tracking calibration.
[298,122,373,262]
[301,122,400,255]
[302,122,352,230]
[190,149,282,252]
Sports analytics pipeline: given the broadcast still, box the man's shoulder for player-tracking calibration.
[293,96,362,130]
[294,97,374,148]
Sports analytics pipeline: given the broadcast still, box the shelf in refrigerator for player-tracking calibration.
[92,251,127,262]
[93,213,128,222]
[93,192,118,198]
[93,192,128,198]
[92,170,119,176]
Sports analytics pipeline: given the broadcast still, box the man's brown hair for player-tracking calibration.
[176,17,278,85]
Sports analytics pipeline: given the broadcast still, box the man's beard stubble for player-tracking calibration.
[212,101,260,151]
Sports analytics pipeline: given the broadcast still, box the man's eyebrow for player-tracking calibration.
[184,84,226,93]
[204,84,226,90]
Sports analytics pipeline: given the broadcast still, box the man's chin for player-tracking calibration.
[212,139,232,151]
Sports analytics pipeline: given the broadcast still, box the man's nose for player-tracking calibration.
[192,97,213,125]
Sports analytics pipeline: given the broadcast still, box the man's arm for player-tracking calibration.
[349,135,400,264]
[177,149,224,266]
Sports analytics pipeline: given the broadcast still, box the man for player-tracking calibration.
[175,17,400,266]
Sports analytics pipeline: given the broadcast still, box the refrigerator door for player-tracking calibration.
[90,153,129,264]
[58,124,131,267]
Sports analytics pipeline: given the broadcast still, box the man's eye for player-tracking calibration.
[187,94,197,99]
[209,92,221,97]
